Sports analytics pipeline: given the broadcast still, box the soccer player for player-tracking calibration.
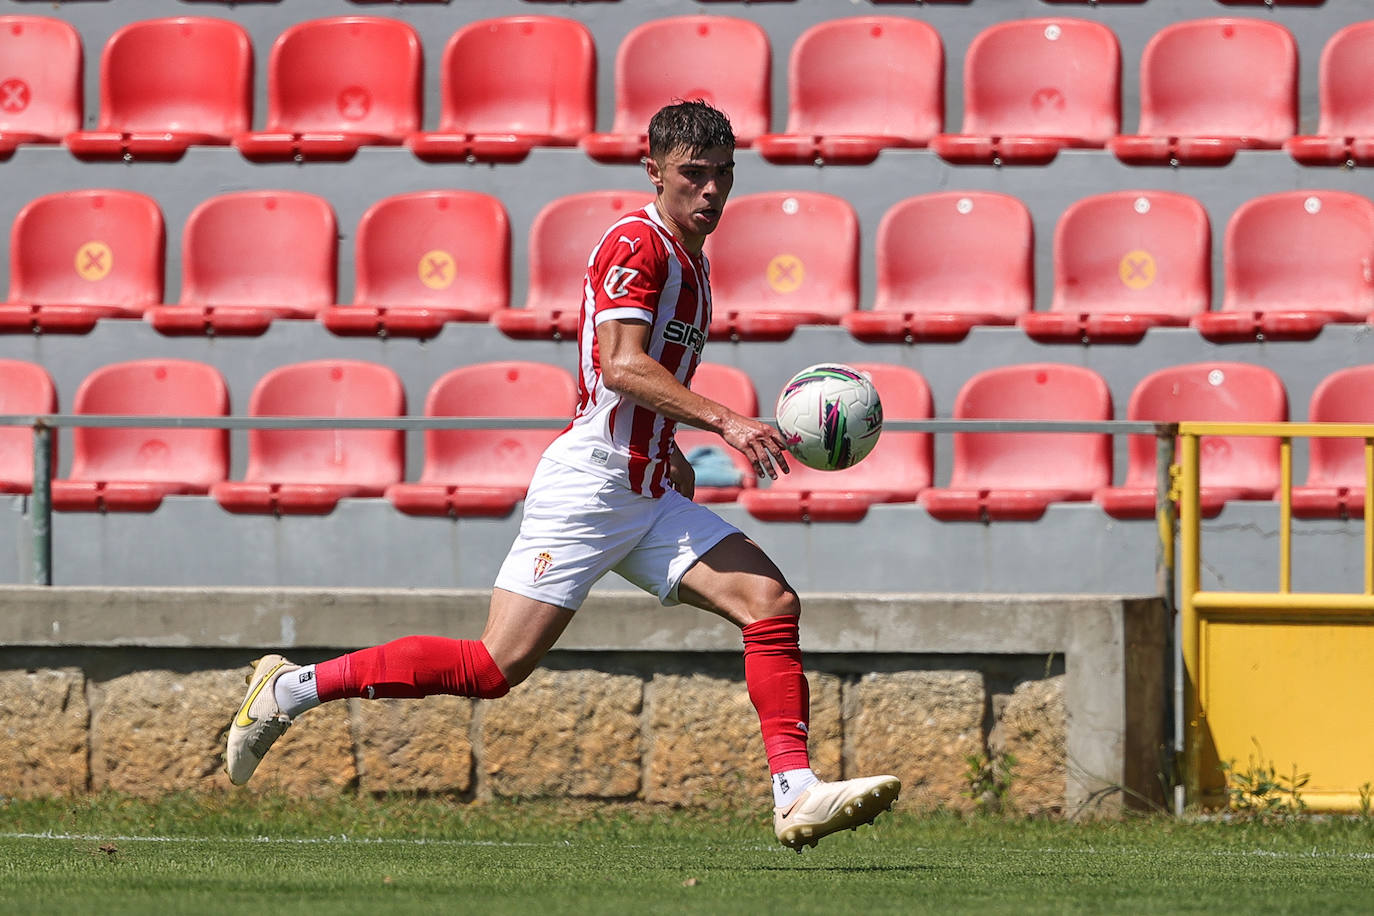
[225,100,900,851]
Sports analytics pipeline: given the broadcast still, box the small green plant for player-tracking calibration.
[964,751,1017,815]
[1218,740,1309,821]
[1358,782,1373,819]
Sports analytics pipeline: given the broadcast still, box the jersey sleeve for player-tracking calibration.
[588,219,668,327]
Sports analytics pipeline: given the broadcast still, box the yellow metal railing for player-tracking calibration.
[1179,421,1374,811]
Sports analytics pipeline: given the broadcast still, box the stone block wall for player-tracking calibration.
[0,658,1068,816]
[0,588,1169,816]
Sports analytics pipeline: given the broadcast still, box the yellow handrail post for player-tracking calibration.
[1279,437,1292,594]
[1365,440,1373,596]
[1179,429,1201,808]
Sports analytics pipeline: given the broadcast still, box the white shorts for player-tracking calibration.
[493,457,741,611]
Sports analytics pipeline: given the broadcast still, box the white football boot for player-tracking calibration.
[225,654,299,786]
[773,774,901,851]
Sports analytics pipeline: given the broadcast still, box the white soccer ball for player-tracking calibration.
[774,363,883,471]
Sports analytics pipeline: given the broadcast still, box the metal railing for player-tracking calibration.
[1,414,1174,588]
[7,412,1188,804]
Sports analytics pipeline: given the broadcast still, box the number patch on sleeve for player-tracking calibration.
[603,266,639,300]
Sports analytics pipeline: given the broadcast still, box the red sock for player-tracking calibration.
[315,635,510,701]
[742,615,811,774]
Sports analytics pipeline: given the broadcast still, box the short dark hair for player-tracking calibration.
[648,99,735,161]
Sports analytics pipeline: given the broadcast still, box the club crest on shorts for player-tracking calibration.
[533,550,554,582]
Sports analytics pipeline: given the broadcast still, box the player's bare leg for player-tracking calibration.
[225,589,574,785]
[678,532,900,851]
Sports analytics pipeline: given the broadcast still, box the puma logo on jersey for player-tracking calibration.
[617,235,642,253]
[603,265,639,299]
[663,318,706,354]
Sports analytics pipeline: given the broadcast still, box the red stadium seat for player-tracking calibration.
[407,17,594,163]
[755,17,942,166]
[65,18,251,160]
[493,190,654,340]
[150,191,337,336]
[1291,366,1374,519]
[920,364,1112,522]
[678,362,758,503]
[930,19,1120,166]
[386,362,575,518]
[1020,191,1211,344]
[1094,363,1287,519]
[703,191,858,341]
[234,17,420,161]
[579,16,770,163]
[1110,19,1297,167]
[51,359,228,512]
[1286,23,1374,168]
[1,190,164,334]
[321,191,510,339]
[1192,191,1374,342]
[0,360,55,493]
[844,192,1032,344]
[0,16,81,155]
[212,360,404,515]
[742,364,933,523]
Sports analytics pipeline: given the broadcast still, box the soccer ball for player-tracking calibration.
[774,363,883,471]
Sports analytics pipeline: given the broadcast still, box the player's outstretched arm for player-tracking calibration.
[598,318,790,478]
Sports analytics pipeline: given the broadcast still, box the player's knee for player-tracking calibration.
[742,581,801,625]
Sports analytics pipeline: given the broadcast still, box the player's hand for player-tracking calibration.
[669,445,696,501]
[721,414,791,480]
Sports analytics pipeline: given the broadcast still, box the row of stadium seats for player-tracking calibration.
[2,357,1372,523]
[3,14,1374,166]
[6,186,1373,343]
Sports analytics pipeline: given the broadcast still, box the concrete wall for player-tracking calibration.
[0,588,1170,816]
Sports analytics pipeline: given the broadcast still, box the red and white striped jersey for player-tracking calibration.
[541,203,712,498]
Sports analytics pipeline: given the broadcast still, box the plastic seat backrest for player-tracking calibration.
[244,360,404,486]
[354,190,509,314]
[1053,191,1210,317]
[95,17,251,136]
[263,17,421,136]
[768,362,934,494]
[68,359,228,487]
[959,19,1120,142]
[783,17,942,141]
[1221,191,1374,317]
[1136,19,1296,141]
[420,361,575,486]
[609,16,770,142]
[679,362,757,483]
[437,16,594,142]
[1314,22,1374,138]
[180,191,336,310]
[703,191,858,319]
[0,359,55,489]
[1305,366,1374,488]
[874,192,1032,316]
[0,16,82,140]
[524,190,655,313]
[950,364,1112,490]
[1120,362,1287,489]
[8,190,164,310]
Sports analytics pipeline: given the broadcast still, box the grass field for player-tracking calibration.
[2,794,1372,915]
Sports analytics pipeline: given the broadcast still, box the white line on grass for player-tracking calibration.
[4,834,1374,861]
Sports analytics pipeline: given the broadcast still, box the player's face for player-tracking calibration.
[648,145,735,251]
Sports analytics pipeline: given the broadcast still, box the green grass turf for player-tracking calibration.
[1,794,1372,915]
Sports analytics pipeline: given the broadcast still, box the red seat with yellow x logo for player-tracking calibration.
[703,191,859,342]
[321,191,510,339]
[0,190,164,333]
